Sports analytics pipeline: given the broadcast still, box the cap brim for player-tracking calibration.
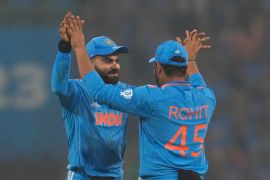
[148,57,156,63]
[112,46,129,54]
[90,46,129,58]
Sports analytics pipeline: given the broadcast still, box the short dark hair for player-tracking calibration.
[160,56,187,77]
[160,63,187,77]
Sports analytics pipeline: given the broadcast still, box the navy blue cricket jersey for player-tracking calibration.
[82,71,216,179]
[51,52,132,178]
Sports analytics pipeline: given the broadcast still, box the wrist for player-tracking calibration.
[74,46,86,53]
[74,47,88,58]
[58,40,71,53]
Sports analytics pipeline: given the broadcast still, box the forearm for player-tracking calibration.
[74,47,94,78]
[51,40,73,94]
[51,51,72,95]
[187,61,200,76]
[187,61,206,86]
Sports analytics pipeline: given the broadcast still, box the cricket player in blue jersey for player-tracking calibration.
[51,13,133,180]
[66,14,216,180]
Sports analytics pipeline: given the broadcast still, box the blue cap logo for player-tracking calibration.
[104,38,115,46]
[86,36,128,58]
[148,40,188,67]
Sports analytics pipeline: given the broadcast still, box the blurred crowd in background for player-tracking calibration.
[0,0,270,179]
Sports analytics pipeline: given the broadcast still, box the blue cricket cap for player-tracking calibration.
[86,36,128,58]
[149,40,188,67]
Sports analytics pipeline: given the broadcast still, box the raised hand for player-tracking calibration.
[176,29,211,61]
[65,13,93,77]
[66,14,86,51]
[59,12,71,42]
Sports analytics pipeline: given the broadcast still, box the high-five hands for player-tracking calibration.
[59,13,71,42]
[59,12,85,51]
[66,13,85,50]
[59,12,93,77]
[176,29,211,61]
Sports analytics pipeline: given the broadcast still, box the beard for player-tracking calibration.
[95,67,119,85]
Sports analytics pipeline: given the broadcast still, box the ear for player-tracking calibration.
[156,62,163,75]
[91,56,99,65]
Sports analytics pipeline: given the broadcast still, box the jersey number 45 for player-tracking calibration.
[165,124,206,157]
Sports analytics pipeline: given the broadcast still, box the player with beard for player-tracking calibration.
[51,13,133,180]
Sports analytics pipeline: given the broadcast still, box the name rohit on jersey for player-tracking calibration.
[95,112,123,126]
[168,105,208,120]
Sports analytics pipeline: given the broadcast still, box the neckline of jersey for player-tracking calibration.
[162,81,191,88]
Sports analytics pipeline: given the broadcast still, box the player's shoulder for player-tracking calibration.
[193,85,216,105]
[117,81,136,90]
[139,84,164,97]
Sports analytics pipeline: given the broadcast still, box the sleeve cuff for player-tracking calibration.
[57,51,71,61]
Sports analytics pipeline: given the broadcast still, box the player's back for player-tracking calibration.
[138,81,216,178]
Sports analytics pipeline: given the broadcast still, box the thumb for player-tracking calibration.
[81,20,85,27]
[176,36,182,45]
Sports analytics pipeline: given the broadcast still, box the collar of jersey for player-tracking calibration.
[162,80,191,88]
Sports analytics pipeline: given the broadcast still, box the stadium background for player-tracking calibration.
[1,0,270,179]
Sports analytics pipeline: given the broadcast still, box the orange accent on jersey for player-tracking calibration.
[193,124,206,143]
[117,113,123,125]
[147,85,157,88]
[95,112,123,126]
[191,124,206,157]
[201,105,208,118]
[165,126,189,157]
[162,83,191,88]
[169,106,178,119]
[99,113,108,125]
[165,124,206,157]
[95,112,99,125]
[168,105,208,120]
[189,107,199,119]
[179,108,190,120]
[108,113,115,126]
[191,144,204,157]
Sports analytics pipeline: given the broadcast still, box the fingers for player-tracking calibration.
[199,36,210,42]
[66,26,73,36]
[59,26,66,34]
[176,36,182,45]
[75,16,82,30]
[59,22,68,35]
[185,29,198,42]
[69,14,77,31]
[188,29,211,44]
[200,44,211,49]
[185,30,190,40]
[193,32,199,41]
[197,32,206,39]
[64,13,71,26]
[60,20,65,28]
[81,19,85,28]
[71,15,78,31]
[60,12,71,28]
[63,12,84,36]
[189,29,198,39]
[198,34,211,48]
[69,15,83,31]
